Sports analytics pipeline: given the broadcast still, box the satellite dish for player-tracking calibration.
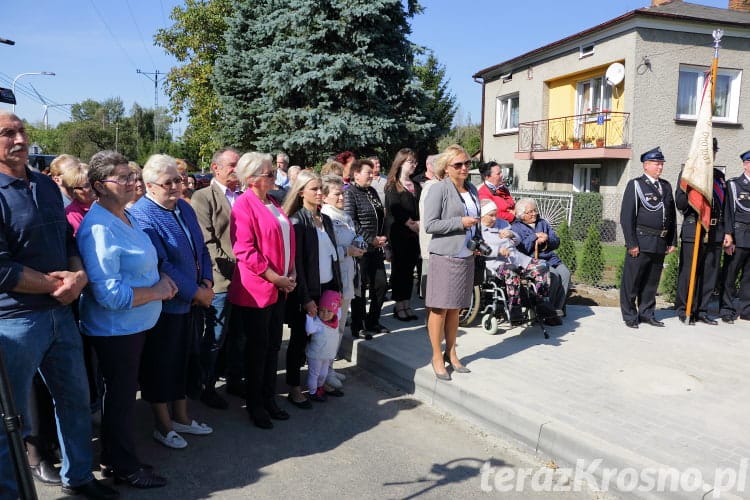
[605,63,625,86]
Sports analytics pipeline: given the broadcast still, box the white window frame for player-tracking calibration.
[495,94,519,134]
[579,44,595,59]
[676,65,742,123]
[575,76,612,121]
[573,163,601,193]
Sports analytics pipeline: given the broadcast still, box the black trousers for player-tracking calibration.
[24,374,59,465]
[390,237,420,302]
[351,251,387,332]
[676,241,721,317]
[89,332,146,475]
[230,294,285,412]
[620,250,665,322]
[720,247,750,318]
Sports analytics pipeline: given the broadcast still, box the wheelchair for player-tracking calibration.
[459,262,552,339]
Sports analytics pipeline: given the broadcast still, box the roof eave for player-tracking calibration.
[472,8,749,81]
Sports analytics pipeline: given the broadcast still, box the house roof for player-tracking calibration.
[472,1,750,80]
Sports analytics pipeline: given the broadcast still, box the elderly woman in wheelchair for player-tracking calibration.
[479,198,551,321]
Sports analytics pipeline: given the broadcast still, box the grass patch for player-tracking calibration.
[573,241,624,287]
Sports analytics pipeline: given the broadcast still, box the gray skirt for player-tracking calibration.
[425,253,475,309]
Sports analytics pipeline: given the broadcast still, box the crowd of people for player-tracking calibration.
[0,109,574,499]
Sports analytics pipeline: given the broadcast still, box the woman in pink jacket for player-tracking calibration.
[228,152,296,430]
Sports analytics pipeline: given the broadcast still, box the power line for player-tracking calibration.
[125,0,158,69]
[87,0,140,70]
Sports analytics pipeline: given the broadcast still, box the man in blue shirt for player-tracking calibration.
[0,111,118,499]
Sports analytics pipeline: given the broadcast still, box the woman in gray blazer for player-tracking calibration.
[422,144,480,381]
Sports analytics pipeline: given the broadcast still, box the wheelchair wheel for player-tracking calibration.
[458,285,481,327]
[481,313,500,335]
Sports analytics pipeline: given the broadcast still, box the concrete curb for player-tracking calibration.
[348,306,745,500]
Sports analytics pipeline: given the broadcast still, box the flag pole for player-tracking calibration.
[684,28,722,323]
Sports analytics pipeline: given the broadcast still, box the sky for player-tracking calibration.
[1,0,730,135]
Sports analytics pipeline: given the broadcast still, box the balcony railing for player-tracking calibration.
[517,111,630,153]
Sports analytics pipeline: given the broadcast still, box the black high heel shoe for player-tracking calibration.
[394,308,411,321]
[443,352,471,373]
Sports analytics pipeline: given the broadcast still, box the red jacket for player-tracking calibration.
[478,183,516,223]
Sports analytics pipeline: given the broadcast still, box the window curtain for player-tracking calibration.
[714,74,730,118]
[677,71,698,115]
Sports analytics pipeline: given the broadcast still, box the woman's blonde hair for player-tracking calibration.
[282,170,321,217]
[435,144,468,175]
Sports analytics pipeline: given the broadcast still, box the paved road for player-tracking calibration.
[33,363,609,499]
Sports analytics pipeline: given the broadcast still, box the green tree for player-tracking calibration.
[438,124,480,156]
[214,0,434,165]
[659,246,680,303]
[28,99,172,164]
[154,0,232,160]
[71,97,125,126]
[571,193,603,241]
[412,50,456,158]
[555,220,577,275]
[579,225,604,285]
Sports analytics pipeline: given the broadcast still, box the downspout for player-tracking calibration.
[473,76,485,162]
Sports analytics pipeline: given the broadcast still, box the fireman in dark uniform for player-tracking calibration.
[718,149,750,322]
[620,147,677,328]
[674,138,726,325]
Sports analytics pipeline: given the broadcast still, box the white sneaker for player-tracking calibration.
[331,370,346,381]
[171,420,213,435]
[325,372,343,389]
[153,430,187,449]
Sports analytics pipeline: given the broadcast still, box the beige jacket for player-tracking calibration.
[191,180,236,293]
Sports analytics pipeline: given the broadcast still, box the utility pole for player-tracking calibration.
[136,69,162,144]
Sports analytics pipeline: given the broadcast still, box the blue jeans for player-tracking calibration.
[0,306,94,496]
[200,292,231,388]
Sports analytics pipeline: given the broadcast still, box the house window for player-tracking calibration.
[579,44,595,59]
[576,77,611,118]
[676,65,741,123]
[495,94,519,134]
[573,163,600,193]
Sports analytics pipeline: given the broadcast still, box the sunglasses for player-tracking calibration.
[449,161,472,169]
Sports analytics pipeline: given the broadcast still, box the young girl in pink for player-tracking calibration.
[305,290,343,402]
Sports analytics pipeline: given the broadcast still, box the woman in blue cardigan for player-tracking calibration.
[129,154,215,450]
[78,150,177,487]
[510,197,570,325]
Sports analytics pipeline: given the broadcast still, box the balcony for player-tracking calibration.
[515,111,631,160]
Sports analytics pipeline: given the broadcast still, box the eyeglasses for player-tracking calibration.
[524,209,538,214]
[101,173,138,186]
[72,184,92,191]
[152,177,184,189]
[449,160,472,169]
[255,172,275,179]
[404,159,417,164]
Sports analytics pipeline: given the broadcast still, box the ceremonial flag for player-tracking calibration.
[680,72,714,230]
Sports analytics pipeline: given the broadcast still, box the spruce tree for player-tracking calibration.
[659,245,680,303]
[555,220,577,275]
[214,0,434,165]
[579,225,604,285]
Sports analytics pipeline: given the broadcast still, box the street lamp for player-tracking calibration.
[11,71,55,112]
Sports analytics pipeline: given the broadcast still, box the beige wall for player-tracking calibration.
[481,31,638,191]
[632,27,750,185]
